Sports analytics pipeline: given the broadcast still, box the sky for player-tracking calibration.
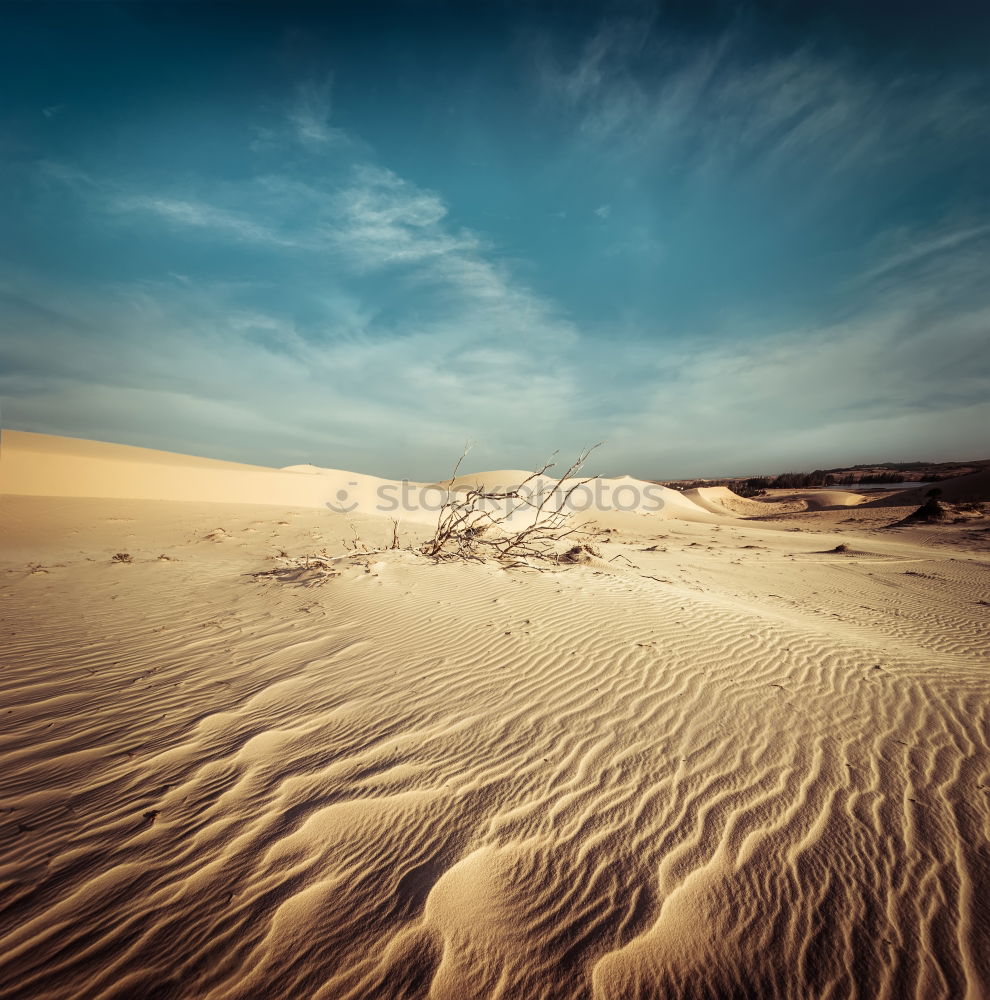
[1,0,988,480]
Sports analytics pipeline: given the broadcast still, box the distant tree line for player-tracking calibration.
[742,470,832,490]
[660,477,771,497]
[745,470,911,489]
[661,472,831,495]
[828,472,905,485]
[662,463,967,497]
[827,461,930,472]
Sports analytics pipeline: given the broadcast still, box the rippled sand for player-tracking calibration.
[2,483,989,998]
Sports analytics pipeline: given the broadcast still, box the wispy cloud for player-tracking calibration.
[538,22,987,182]
[94,157,577,360]
[326,165,478,266]
[112,194,293,246]
[862,222,990,283]
[288,77,348,148]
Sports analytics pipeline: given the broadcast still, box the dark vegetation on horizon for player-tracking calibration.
[659,458,990,496]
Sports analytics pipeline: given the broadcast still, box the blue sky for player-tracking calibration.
[2,1,989,479]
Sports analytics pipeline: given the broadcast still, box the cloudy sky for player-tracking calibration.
[2,1,988,479]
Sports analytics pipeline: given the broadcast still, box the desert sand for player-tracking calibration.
[1,430,989,999]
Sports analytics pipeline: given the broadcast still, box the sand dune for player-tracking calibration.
[1,434,989,999]
[3,431,346,507]
[428,470,723,527]
[790,488,868,510]
[1,432,441,527]
[683,486,867,517]
[431,469,540,491]
[682,485,802,517]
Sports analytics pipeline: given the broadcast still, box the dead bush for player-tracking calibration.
[421,444,603,566]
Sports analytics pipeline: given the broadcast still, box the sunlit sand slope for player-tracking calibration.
[684,486,866,517]
[0,431,422,518]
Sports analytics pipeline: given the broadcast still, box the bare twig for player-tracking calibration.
[608,553,638,567]
[345,521,368,553]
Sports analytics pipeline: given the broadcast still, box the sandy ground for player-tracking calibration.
[1,433,989,999]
